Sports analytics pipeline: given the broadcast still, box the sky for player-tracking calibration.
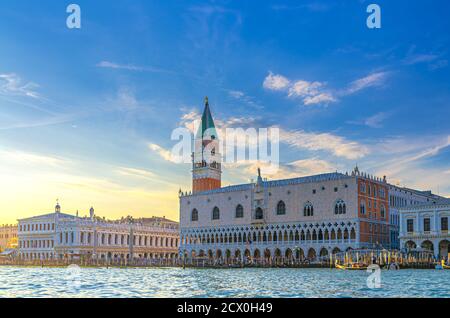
[0,0,449,224]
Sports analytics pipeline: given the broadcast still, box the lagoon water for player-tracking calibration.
[0,266,449,298]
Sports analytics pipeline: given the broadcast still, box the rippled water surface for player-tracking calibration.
[0,266,449,298]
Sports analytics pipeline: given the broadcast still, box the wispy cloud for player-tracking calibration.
[370,135,450,195]
[402,46,447,70]
[96,61,174,74]
[0,73,41,99]
[177,109,367,160]
[347,112,391,129]
[403,53,439,65]
[116,167,156,180]
[303,93,336,105]
[364,112,390,128]
[226,157,337,182]
[279,128,369,160]
[148,143,177,163]
[227,89,264,110]
[0,114,75,130]
[264,72,336,106]
[0,148,70,167]
[343,72,389,95]
[265,71,391,106]
[429,59,448,70]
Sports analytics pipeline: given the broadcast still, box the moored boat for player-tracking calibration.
[335,261,367,270]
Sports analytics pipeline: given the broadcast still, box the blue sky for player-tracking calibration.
[0,0,449,223]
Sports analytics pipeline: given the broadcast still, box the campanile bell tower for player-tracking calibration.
[192,97,222,193]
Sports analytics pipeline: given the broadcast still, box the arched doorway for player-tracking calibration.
[274,248,282,264]
[320,248,328,257]
[234,249,241,260]
[405,240,417,250]
[244,249,251,260]
[216,249,223,260]
[285,248,293,260]
[295,248,305,260]
[332,247,341,255]
[307,248,316,260]
[264,249,271,261]
[421,240,434,252]
[439,240,450,258]
[254,249,261,260]
[225,249,231,263]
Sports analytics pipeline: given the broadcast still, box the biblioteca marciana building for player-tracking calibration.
[18,203,179,261]
[179,98,443,262]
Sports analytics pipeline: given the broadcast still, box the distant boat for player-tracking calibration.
[438,260,450,270]
[335,260,367,270]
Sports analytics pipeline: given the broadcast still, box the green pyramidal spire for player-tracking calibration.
[196,96,218,140]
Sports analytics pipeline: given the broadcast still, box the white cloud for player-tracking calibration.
[303,93,337,105]
[288,80,336,105]
[148,143,178,163]
[288,80,323,97]
[264,73,336,106]
[264,71,391,106]
[279,128,369,160]
[345,72,389,95]
[0,73,41,99]
[263,72,290,90]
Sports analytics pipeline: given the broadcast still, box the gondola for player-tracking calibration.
[335,261,367,270]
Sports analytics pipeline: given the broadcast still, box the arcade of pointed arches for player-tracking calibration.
[186,246,353,262]
[181,221,358,261]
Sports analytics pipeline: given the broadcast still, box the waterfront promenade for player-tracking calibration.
[0,254,440,269]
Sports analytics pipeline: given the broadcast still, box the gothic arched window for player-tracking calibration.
[255,207,264,220]
[304,202,314,216]
[276,201,286,215]
[335,199,346,215]
[191,209,199,222]
[212,207,220,220]
[235,205,244,218]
